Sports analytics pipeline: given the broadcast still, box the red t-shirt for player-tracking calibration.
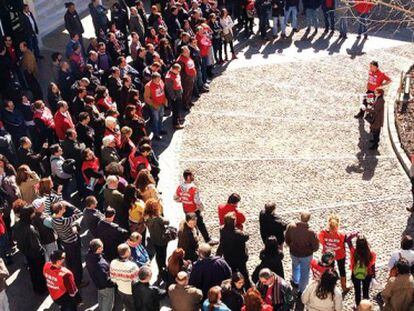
[318,229,346,260]
[218,203,246,230]
[367,69,391,92]
[241,304,273,311]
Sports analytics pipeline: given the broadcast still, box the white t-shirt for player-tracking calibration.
[388,249,414,270]
[110,259,139,295]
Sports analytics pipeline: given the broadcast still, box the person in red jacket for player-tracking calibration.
[165,64,184,129]
[354,0,374,38]
[196,25,213,85]
[43,250,80,310]
[54,101,75,141]
[81,148,105,194]
[33,100,57,146]
[310,251,335,281]
[354,61,391,118]
[174,169,218,245]
[176,46,197,110]
[218,193,246,230]
[128,144,152,181]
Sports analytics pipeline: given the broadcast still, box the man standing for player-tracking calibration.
[189,243,232,297]
[64,2,85,54]
[54,101,75,142]
[284,0,299,33]
[110,243,140,311]
[43,250,80,310]
[103,175,127,229]
[165,63,185,129]
[259,202,287,247]
[85,239,115,311]
[354,0,374,39]
[257,268,293,310]
[176,46,197,110]
[354,61,391,118]
[174,169,217,245]
[51,201,85,287]
[20,4,42,60]
[132,266,167,311]
[144,72,168,140]
[19,42,43,100]
[285,212,319,294]
[169,271,203,311]
[96,207,129,262]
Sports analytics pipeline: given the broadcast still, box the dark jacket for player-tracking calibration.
[177,221,199,262]
[257,273,293,309]
[89,3,109,33]
[252,249,285,283]
[369,95,385,130]
[16,146,47,176]
[96,219,129,262]
[85,251,114,289]
[132,281,166,311]
[32,213,56,245]
[303,0,322,9]
[217,226,249,268]
[272,0,286,16]
[285,0,300,7]
[13,222,44,259]
[75,123,95,150]
[222,285,244,311]
[189,256,232,297]
[82,208,104,237]
[20,12,38,38]
[259,210,287,245]
[285,222,319,257]
[64,10,85,36]
[61,139,85,164]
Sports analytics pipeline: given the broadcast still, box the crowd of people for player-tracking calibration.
[0,0,410,310]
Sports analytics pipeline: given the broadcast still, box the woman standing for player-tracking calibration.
[124,184,146,234]
[222,273,245,311]
[318,214,351,294]
[203,286,231,311]
[208,13,223,64]
[301,270,342,311]
[47,82,63,114]
[366,88,385,150]
[166,248,191,286]
[350,235,376,308]
[38,177,62,215]
[16,165,40,204]
[144,198,169,272]
[135,169,162,204]
[219,9,237,61]
[252,236,284,283]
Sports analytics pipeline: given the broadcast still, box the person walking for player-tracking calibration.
[365,88,385,150]
[354,0,374,39]
[20,4,42,60]
[85,239,115,311]
[301,269,343,311]
[175,169,217,245]
[285,211,320,293]
[43,250,81,310]
[349,235,376,308]
[177,213,201,262]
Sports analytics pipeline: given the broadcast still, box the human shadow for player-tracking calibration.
[327,36,347,55]
[294,29,318,53]
[345,118,379,181]
[346,37,367,59]
[312,30,334,53]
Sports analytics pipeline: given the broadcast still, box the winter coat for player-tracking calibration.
[369,95,385,130]
[217,226,249,268]
[85,251,114,289]
[259,210,287,244]
[177,221,200,262]
[285,221,319,257]
[132,282,166,311]
[96,220,129,262]
[252,250,285,283]
[302,280,342,311]
[382,274,414,311]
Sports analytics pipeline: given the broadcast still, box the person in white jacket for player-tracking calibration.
[302,269,342,311]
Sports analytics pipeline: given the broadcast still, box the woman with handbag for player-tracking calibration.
[219,9,237,61]
[365,88,385,150]
[144,198,169,272]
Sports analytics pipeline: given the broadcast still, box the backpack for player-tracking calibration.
[353,262,368,280]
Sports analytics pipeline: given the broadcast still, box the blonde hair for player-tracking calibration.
[328,214,340,231]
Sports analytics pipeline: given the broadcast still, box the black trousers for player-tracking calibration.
[27,254,47,294]
[153,243,167,271]
[194,210,210,242]
[351,274,372,306]
[62,239,83,286]
[371,128,381,145]
[212,38,223,62]
[54,292,80,311]
[171,97,183,125]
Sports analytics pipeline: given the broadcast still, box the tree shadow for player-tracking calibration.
[345,118,379,181]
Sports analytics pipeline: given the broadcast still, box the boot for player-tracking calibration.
[341,277,350,296]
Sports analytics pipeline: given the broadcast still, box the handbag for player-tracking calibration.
[163,226,178,243]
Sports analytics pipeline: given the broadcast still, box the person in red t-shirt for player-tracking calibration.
[354,61,391,118]
[354,0,374,38]
[218,193,246,230]
[43,250,81,310]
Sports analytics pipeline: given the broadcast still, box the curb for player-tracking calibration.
[387,82,411,179]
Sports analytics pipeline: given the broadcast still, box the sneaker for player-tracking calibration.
[208,238,219,246]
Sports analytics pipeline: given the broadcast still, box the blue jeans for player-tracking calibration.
[339,18,348,36]
[150,105,164,136]
[358,13,368,35]
[322,7,335,30]
[273,16,286,35]
[291,254,312,292]
[306,8,319,28]
[284,6,298,29]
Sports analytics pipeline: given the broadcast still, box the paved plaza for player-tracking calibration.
[5,21,414,310]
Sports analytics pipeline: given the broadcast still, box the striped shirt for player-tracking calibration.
[110,259,139,295]
[42,193,63,215]
[52,205,82,244]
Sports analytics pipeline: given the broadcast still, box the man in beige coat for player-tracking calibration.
[168,271,203,311]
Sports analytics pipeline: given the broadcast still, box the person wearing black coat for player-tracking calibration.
[17,137,48,175]
[13,206,48,294]
[189,243,232,298]
[85,239,115,311]
[81,196,104,238]
[0,47,13,98]
[252,236,284,283]
[177,213,200,263]
[58,62,76,103]
[259,203,287,246]
[89,0,110,36]
[64,3,85,38]
[20,4,42,60]
[111,3,129,49]
[132,266,166,311]
[221,274,245,311]
[217,212,251,289]
[96,208,129,262]
[166,7,182,42]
